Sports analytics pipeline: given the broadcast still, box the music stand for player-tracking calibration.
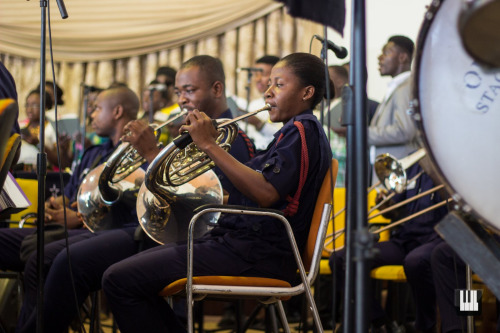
[35,1,67,332]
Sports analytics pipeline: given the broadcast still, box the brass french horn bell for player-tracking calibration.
[137,104,272,244]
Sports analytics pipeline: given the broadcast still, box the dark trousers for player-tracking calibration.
[329,235,441,329]
[0,228,36,272]
[431,241,467,333]
[17,227,149,333]
[102,236,291,333]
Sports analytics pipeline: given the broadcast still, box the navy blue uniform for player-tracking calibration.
[213,109,255,193]
[0,140,116,274]
[102,110,332,333]
[330,162,448,330]
[16,112,255,333]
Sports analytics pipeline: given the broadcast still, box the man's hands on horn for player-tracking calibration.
[179,110,219,153]
[122,120,161,163]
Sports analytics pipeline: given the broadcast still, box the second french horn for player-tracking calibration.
[77,111,187,232]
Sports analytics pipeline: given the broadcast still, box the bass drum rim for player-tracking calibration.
[412,0,500,234]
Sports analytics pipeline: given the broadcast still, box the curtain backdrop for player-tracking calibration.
[0,0,324,120]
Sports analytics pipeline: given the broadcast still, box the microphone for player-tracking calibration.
[148,84,167,91]
[237,67,263,73]
[314,35,348,59]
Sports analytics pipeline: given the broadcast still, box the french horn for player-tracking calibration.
[137,104,272,244]
[77,111,187,232]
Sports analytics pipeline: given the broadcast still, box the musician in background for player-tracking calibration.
[140,77,180,145]
[234,55,282,150]
[329,160,448,332]
[155,66,177,85]
[101,52,332,333]
[368,36,418,184]
[10,87,140,333]
[154,66,179,118]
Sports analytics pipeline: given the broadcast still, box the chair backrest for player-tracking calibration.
[303,159,338,270]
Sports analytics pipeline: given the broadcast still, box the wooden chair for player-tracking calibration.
[160,159,338,333]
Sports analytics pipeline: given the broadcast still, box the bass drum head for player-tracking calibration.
[413,0,500,232]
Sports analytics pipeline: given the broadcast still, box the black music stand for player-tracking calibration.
[35,1,67,332]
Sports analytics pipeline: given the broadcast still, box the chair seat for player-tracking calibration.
[370,265,407,282]
[319,258,332,275]
[160,276,292,298]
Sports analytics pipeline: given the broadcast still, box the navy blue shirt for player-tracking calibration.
[212,109,255,193]
[66,140,140,228]
[209,110,332,280]
[390,162,448,246]
[65,140,116,202]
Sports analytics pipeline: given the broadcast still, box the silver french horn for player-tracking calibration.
[77,111,187,232]
[137,104,272,244]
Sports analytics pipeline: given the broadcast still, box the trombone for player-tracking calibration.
[324,148,450,253]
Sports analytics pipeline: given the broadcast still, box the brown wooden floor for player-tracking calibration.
[69,314,336,333]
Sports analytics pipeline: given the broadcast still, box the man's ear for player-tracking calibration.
[113,104,124,119]
[398,51,410,65]
[211,81,224,98]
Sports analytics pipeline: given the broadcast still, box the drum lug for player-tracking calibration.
[408,99,421,121]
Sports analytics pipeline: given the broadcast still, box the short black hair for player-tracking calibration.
[86,85,103,93]
[108,82,129,89]
[37,81,64,105]
[181,55,225,87]
[388,35,414,62]
[155,66,177,82]
[328,65,348,81]
[279,53,333,108]
[255,55,280,66]
[27,89,53,110]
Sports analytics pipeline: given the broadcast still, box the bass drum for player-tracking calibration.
[413,0,500,232]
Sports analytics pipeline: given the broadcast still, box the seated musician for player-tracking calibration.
[100,52,333,333]
[14,56,255,333]
[329,158,449,333]
[140,74,180,146]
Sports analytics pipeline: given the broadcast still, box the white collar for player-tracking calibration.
[382,71,411,103]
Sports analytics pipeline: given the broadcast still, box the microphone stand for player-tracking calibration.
[36,1,67,332]
[81,86,89,155]
[342,0,372,332]
[242,69,254,133]
[149,88,155,124]
[75,85,89,165]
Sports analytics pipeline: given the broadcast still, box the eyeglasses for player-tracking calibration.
[25,103,41,109]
